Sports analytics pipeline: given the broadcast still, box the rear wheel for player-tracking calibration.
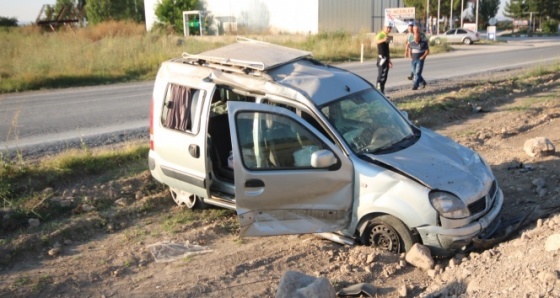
[169,187,206,209]
[463,38,472,45]
[360,215,418,254]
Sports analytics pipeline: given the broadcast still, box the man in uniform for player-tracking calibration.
[375,23,393,94]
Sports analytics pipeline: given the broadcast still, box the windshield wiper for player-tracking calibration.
[361,133,419,155]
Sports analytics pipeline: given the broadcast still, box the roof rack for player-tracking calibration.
[180,37,312,75]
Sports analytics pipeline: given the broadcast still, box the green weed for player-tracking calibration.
[13,275,31,287]
[32,274,52,293]
[162,211,196,234]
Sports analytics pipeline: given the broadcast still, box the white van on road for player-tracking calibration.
[148,38,503,256]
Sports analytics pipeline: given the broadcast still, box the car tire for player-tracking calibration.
[169,187,207,209]
[433,38,441,45]
[360,215,418,254]
[463,38,472,45]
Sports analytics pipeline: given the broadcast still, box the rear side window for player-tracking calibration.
[161,84,203,133]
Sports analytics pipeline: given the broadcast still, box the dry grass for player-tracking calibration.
[0,22,452,93]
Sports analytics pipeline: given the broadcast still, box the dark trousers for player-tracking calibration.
[376,57,389,94]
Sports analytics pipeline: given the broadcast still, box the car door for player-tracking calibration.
[227,102,354,237]
[153,79,215,200]
[446,29,459,43]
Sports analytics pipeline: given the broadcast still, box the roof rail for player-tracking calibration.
[181,51,266,72]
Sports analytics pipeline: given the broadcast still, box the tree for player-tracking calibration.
[479,0,501,25]
[504,0,528,20]
[86,0,145,24]
[0,16,18,27]
[155,0,200,32]
[531,0,560,21]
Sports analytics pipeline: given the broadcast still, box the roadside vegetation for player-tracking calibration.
[396,63,560,128]
[0,21,454,94]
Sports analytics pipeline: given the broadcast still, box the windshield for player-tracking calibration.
[320,89,416,154]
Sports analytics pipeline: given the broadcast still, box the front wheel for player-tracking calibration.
[360,215,418,254]
[463,38,472,45]
[433,37,442,45]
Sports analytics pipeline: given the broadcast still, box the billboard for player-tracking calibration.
[385,7,415,33]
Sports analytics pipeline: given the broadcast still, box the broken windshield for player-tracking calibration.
[320,89,416,154]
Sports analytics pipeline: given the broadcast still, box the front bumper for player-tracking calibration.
[416,188,504,252]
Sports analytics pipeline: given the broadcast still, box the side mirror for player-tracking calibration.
[311,149,337,168]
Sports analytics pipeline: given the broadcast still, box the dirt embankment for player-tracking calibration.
[1,68,559,298]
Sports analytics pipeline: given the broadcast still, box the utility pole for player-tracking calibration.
[426,0,430,34]
[475,0,479,32]
[437,0,441,34]
[523,12,537,32]
[450,0,454,29]
[460,0,464,28]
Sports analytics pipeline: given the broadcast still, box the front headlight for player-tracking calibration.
[429,191,470,219]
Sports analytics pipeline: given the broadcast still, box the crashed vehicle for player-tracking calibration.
[148,38,503,256]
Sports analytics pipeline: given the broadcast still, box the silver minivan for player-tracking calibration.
[148,38,503,255]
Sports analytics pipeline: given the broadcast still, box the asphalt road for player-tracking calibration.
[1,37,559,156]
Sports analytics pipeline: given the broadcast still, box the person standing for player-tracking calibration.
[408,32,429,90]
[404,21,415,80]
[375,23,393,94]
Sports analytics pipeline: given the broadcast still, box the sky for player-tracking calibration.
[1,0,507,25]
[0,0,56,24]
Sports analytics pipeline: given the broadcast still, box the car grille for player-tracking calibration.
[468,180,497,215]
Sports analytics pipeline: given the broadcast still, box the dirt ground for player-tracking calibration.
[1,67,559,298]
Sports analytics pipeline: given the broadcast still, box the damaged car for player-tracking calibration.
[148,37,503,256]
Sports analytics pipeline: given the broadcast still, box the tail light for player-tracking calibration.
[149,97,154,150]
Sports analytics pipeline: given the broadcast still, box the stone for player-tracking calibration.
[545,234,560,251]
[466,278,482,294]
[366,254,375,264]
[42,187,54,194]
[28,218,40,228]
[537,271,558,284]
[59,200,73,208]
[276,270,336,298]
[398,285,408,297]
[82,204,95,212]
[48,247,61,256]
[532,178,546,188]
[405,243,434,271]
[524,137,555,157]
[115,198,129,207]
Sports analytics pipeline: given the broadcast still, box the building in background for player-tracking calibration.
[144,0,403,34]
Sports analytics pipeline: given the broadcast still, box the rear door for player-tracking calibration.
[227,102,354,236]
[153,79,215,200]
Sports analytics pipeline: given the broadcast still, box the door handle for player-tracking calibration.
[189,144,200,158]
[245,179,264,188]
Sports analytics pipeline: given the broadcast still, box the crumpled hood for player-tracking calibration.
[365,128,493,203]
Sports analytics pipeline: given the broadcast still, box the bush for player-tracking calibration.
[541,19,559,33]
[497,20,513,31]
[0,16,18,27]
